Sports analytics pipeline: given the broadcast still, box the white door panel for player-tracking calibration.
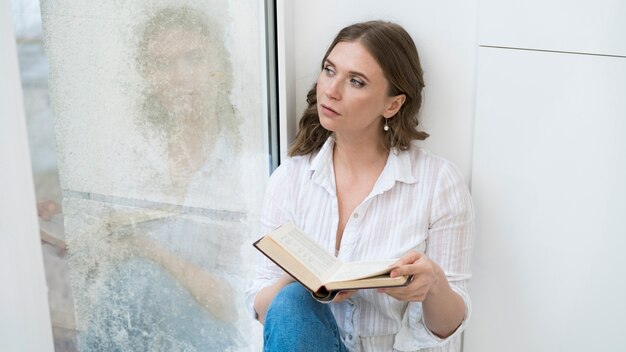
[479,0,626,57]
[465,47,626,351]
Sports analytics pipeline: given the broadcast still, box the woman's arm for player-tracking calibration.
[380,251,465,338]
[253,274,294,324]
[247,161,298,323]
[381,161,474,339]
[253,275,357,325]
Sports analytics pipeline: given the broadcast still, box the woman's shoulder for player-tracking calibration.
[267,153,314,184]
[403,143,466,182]
[405,142,453,167]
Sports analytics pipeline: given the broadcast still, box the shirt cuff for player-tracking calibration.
[393,286,471,351]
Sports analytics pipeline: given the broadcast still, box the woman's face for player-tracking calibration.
[316,41,401,142]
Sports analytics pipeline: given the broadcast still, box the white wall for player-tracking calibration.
[283,0,479,180]
[285,1,626,352]
[465,1,626,351]
[466,47,626,352]
[479,0,626,57]
[0,2,54,351]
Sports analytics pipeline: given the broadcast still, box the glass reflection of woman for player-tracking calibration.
[137,6,242,200]
[80,7,243,351]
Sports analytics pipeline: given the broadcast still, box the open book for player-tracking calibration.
[253,223,411,302]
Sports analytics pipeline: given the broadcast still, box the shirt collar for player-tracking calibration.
[309,137,336,195]
[370,147,417,197]
[390,147,418,185]
[308,137,418,196]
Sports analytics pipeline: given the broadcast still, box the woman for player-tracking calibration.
[247,20,474,352]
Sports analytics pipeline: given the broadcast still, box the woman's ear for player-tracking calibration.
[383,94,406,118]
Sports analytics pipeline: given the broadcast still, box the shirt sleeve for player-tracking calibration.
[244,161,295,319]
[394,160,475,351]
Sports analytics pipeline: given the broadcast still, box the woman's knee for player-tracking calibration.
[266,282,314,319]
[263,283,345,351]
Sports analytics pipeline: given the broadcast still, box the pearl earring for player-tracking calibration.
[383,119,389,132]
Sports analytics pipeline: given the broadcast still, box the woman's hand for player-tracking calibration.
[254,274,296,324]
[379,250,465,338]
[378,251,442,302]
[332,290,357,303]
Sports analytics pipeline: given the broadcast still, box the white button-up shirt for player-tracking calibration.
[246,137,474,352]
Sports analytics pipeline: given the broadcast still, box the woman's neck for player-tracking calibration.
[332,135,388,174]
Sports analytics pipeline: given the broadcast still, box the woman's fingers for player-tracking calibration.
[390,251,424,278]
[381,275,430,301]
[381,251,438,302]
[390,251,422,269]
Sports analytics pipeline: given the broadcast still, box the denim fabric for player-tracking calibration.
[263,283,348,352]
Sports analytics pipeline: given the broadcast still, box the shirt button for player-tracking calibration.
[348,334,353,340]
[353,213,359,219]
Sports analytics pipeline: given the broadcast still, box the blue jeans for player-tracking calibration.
[264,283,348,352]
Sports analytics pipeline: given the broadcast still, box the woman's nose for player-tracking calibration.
[324,78,342,100]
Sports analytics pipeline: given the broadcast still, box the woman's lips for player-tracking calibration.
[320,104,340,117]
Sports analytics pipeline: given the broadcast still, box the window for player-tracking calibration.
[13,0,276,350]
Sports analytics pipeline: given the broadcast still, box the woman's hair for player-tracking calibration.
[288,20,429,156]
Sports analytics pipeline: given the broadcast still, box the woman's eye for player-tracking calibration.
[323,66,335,76]
[350,78,365,88]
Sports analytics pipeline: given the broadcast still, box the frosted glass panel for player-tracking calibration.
[41,2,266,210]
[40,1,268,350]
[63,198,254,350]
[465,47,626,351]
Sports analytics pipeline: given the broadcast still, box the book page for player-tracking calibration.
[269,223,340,281]
[326,259,397,283]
